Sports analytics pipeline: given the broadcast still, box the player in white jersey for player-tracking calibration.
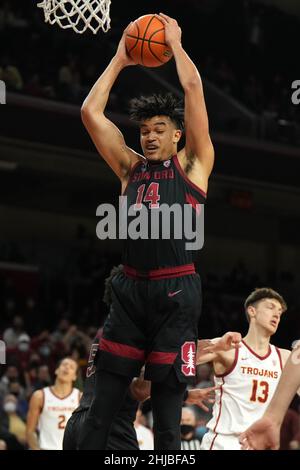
[198,287,292,450]
[239,340,300,450]
[26,357,81,450]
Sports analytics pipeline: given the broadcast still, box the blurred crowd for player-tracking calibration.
[0,0,300,142]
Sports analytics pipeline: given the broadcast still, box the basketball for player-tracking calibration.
[125,14,173,68]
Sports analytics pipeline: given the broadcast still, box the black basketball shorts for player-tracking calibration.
[98,265,202,384]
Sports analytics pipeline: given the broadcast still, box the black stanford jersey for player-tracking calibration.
[122,154,206,271]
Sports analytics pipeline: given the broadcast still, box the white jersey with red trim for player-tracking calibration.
[38,386,80,450]
[205,341,282,438]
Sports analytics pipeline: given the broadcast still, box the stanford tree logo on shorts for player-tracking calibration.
[181,341,196,376]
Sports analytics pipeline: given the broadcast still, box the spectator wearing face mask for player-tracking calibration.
[31,331,63,374]
[6,334,32,370]
[195,417,209,443]
[0,394,26,448]
[0,365,21,399]
[3,316,27,348]
[180,407,202,450]
[8,381,28,420]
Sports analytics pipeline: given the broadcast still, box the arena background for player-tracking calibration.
[0,0,300,450]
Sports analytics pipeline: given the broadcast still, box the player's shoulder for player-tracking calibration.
[32,388,45,398]
[123,151,145,181]
[271,342,290,355]
[276,347,290,361]
[270,344,290,366]
[30,388,45,407]
[129,150,145,167]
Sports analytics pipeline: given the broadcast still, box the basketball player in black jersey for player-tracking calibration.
[78,13,214,450]
[64,266,217,450]
[64,330,217,450]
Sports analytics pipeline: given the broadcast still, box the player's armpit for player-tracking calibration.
[183,86,214,178]
[280,348,291,367]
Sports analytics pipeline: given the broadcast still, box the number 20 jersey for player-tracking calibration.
[206,341,283,436]
[38,386,80,450]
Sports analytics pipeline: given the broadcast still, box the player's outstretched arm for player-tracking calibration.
[240,342,300,450]
[81,25,139,182]
[197,332,242,365]
[158,13,214,179]
[26,390,43,450]
[185,386,218,412]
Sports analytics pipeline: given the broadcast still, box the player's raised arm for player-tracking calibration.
[158,13,214,180]
[26,390,43,450]
[197,332,242,365]
[81,25,140,182]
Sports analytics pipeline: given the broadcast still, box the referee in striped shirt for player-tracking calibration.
[181,407,202,450]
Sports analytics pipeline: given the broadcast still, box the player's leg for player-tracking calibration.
[78,271,146,449]
[151,370,186,450]
[107,402,140,450]
[78,369,132,449]
[63,411,84,450]
[147,273,202,450]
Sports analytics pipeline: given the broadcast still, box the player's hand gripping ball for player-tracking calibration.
[125,14,173,67]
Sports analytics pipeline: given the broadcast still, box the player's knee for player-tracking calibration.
[155,426,179,448]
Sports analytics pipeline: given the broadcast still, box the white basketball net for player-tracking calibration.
[37,0,111,34]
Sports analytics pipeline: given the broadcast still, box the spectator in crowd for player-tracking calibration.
[0,365,22,399]
[0,431,23,450]
[180,407,202,450]
[51,318,71,344]
[7,380,28,420]
[33,365,51,391]
[134,408,154,450]
[7,334,33,371]
[3,315,27,348]
[0,394,26,447]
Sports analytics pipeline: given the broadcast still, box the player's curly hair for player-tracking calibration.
[129,93,184,130]
[102,264,124,307]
